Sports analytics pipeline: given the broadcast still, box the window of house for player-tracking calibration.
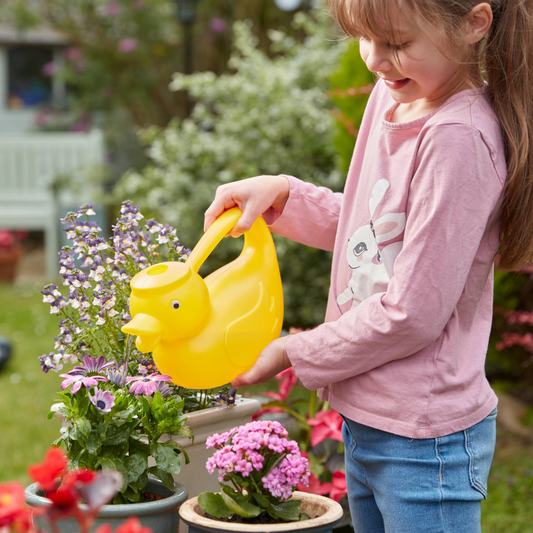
[7,46,53,109]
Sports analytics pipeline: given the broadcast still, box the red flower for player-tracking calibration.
[307,410,344,447]
[253,368,299,421]
[297,472,332,496]
[0,482,27,527]
[329,471,348,502]
[47,469,96,513]
[115,517,152,533]
[27,447,67,492]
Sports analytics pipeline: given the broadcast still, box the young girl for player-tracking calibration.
[204,0,533,530]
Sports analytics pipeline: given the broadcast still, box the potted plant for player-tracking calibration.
[252,355,350,528]
[0,229,26,283]
[24,447,187,533]
[38,202,260,506]
[179,420,343,533]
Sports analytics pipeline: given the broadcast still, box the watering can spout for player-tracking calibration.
[122,313,163,354]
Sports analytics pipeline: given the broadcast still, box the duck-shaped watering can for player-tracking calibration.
[121,207,283,389]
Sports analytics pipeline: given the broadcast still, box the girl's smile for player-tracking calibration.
[358,12,469,121]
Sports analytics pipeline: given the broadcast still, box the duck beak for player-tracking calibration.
[121,313,163,354]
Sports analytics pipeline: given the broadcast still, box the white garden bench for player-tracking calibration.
[0,129,105,280]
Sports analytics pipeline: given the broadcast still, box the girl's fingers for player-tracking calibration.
[230,203,261,237]
[204,189,238,231]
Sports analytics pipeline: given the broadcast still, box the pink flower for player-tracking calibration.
[307,409,344,447]
[329,471,347,502]
[126,373,172,396]
[42,62,57,77]
[106,1,121,16]
[118,39,137,53]
[65,48,82,61]
[89,388,115,413]
[210,17,227,34]
[59,373,107,394]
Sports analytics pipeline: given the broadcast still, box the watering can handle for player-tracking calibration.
[185,207,243,273]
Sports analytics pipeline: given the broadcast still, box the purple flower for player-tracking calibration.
[59,356,114,393]
[106,1,121,16]
[89,388,115,413]
[210,18,227,34]
[73,355,115,375]
[42,62,57,77]
[118,39,137,53]
[107,368,126,387]
[157,380,174,398]
[59,372,108,394]
[126,374,172,396]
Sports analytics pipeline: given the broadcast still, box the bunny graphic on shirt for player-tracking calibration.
[337,179,406,309]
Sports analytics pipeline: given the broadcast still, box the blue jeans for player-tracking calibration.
[342,409,497,533]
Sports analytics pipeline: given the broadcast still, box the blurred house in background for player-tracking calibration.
[0,24,105,280]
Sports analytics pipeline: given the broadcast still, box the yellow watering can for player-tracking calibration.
[121,207,283,389]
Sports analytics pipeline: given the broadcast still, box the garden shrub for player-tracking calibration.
[115,10,350,328]
[488,268,533,401]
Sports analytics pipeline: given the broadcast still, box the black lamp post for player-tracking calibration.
[174,0,201,75]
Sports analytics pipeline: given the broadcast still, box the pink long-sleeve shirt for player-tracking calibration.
[267,79,505,439]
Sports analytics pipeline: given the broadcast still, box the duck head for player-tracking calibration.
[121,262,210,354]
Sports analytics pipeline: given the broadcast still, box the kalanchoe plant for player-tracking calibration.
[38,202,227,504]
[198,420,311,523]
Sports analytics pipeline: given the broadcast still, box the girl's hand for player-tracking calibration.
[231,336,291,387]
[204,175,290,237]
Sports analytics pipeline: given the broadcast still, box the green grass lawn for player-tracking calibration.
[0,282,62,485]
[1,282,532,530]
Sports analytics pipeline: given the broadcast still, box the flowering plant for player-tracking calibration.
[0,230,27,252]
[197,420,310,523]
[253,331,348,505]
[38,202,214,504]
[1,446,149,533]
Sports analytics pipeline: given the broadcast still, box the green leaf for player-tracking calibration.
[220,486,261,518]
[152,443,182,475]
[86,430,101,456]
[198,492,233,519]
[130,472,148,493]
[104,424,131,445]
[251,492,271,510]
[148,467,174,492]
[124,486,141,503]
[99,457,128,490]
[268,499,301,522]
[78,395,90,417]
[124,453,148,484]
[70,417,92,440]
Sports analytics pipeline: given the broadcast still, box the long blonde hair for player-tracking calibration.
[328,0,533,271]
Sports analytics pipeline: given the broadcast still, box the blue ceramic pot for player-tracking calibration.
[179,491,343,533]
[25,477,188,533]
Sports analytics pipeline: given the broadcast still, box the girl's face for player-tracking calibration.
[359,13,467,117]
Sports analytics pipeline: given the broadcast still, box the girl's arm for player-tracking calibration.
[282,124,505,390]
[204,174,344,251]
[264,175,343,251]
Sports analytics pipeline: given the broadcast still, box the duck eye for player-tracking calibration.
[171,300,180,310]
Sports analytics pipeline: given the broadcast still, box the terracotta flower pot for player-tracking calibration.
[0,244,22,282]
[25,477,188,533]
[179,491,343,533]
